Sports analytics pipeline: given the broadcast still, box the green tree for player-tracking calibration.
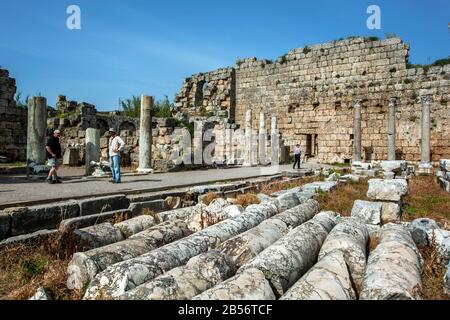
[119,96,140,118]
[14,91,29,109]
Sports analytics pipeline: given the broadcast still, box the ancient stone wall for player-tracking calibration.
[174,68,235,121]
[234,37,450,163]
[0,69,27,162]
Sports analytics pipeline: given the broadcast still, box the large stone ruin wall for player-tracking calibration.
[175,37,450,164]
[174,68,236,121]
[0,69,27,162]
[234,37,450,164]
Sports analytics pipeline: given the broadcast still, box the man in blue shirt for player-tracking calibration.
[293,144,301,170]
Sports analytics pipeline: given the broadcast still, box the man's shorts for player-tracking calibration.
[47,158,62,167]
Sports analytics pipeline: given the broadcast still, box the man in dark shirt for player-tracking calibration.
[46,130,62,184]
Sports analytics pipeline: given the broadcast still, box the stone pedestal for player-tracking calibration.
[418,95,432,175]
[27,97,47,164]
[85,128,100,176]
[353,99,362,163]
[137,95,154,174]
[387,98,397,161]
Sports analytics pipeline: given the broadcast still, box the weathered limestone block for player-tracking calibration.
[129,200,166,217]
[273,192,300,211]
[192,268,276,300]
[115,215,156,238]
[438,177,450,192]
[79,195,130,216]
[326,172,340,182]
[7,201,80,236]
[439,160,450,172]
[318,217,369,292]
[380,160,407,174]
[0,211,11,240]
[302,181,338,193]
[67,219,190,290]
[83,203,278,299]
[445,263,450,295]
[381,202,401,223]
[280,250,356,300]
[120,250,235,300]
[238,211,339,297]
[408,218,442,248]
[59,209,131,233]
[408,218,450,262]
[74,223,125,250]
[218,200,320,269]
[367,179,409,202]
[29,287,50,300]
[351,200,382,225]
[366,224,381,238]
[360,223,423,300]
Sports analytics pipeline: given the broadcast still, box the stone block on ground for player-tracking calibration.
[0,211,11,240]
[351,200,382,225]
[59,209,131,233]
[381,202,401,223]
[380,160,407,174]
[367,179,409,202]
[79,195,130,216]
[29,287,50,300]
[7,201,80,236]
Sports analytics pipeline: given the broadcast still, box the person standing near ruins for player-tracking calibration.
[108,128,125,183]
[293,144,301,170]
[45,129,62,184]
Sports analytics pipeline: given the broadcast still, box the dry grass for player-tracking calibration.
[0,235,82,300]
[420,237,450,300]
[315,179,369,216]
[403,176,450,226]
[201,192,218,205]
[235,193,261,208]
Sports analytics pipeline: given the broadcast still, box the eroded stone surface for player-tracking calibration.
[351,200,382,225]
[367,179,408,202]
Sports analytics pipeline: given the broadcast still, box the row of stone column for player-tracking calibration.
[353,96,432,168]
[26,95,155,175]
[243,110,279,166]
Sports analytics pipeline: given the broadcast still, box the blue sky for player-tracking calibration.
[0,0,449,111]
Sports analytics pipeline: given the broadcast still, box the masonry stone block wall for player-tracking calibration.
[174,68,236,121]
[0,69,27,162]
[175,37,450,164]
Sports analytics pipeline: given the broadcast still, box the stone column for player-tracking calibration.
[243,110,252,166]
[419,95,432,174]
[353,99,362,163]
[387,98,397,161]
[225,125,233,164]
[85,128,100,175]
[271,117,279,165]
[193,121,204,165]
[27,96,47,164]
[137,95,154,173]
[258,113,267,165]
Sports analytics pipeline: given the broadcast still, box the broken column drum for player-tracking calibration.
[85,128,100,175]
[27,96,47,164]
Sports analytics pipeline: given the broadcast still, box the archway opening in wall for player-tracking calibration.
[195,80,207,109]
[96,119,109,137]
[306,135,312,156]
[119,121,137,135]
